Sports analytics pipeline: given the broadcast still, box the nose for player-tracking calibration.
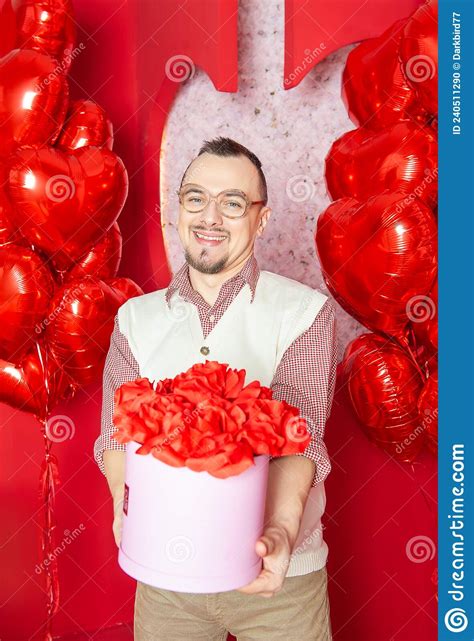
[198,198,224,227]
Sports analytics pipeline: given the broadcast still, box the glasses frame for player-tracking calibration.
[176,183,266,219]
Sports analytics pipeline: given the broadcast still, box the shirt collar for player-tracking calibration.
[165,254,260,307]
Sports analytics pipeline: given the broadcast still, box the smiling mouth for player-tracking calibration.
[192,230,228,244]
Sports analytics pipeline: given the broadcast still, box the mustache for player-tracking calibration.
[191,226,229,236]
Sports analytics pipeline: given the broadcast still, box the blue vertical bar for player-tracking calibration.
[439,1,474,640]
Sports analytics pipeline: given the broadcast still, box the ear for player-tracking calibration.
[256,206,271,237]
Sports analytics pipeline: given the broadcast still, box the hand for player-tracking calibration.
[112,490,124,548]
[236,525,292,598]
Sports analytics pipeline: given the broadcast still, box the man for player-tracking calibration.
[94,137,337,640]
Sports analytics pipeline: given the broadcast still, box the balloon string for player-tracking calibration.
[36,341,60,640]
[35,342,51,417]
[38,418,61,641]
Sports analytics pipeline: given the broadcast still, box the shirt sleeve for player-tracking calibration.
[270,298,338,486]
[93,312,140,476]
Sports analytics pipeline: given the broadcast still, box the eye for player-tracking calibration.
[223,199,244,209]
[185,194,204,204]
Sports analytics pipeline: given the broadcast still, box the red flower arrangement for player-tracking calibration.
[112,360,311,478]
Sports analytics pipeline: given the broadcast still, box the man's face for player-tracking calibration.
[177,153,270,274]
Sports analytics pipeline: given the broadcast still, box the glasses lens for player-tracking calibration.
[181,189,209,212]
[218,192,247,217]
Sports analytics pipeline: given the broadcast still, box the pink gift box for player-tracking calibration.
[118,440,270,593]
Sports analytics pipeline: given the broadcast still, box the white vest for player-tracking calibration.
[118,270,329,576]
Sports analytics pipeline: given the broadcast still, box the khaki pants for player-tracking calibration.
[134,566,332,641]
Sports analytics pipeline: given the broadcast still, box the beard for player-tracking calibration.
[184,247,228,274]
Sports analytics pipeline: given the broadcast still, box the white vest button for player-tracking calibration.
[200,346,210,355]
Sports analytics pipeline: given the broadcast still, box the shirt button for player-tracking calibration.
[200,346,210,356]
[209,315,215,322]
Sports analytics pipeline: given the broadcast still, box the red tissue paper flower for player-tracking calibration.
[112,360,311,478]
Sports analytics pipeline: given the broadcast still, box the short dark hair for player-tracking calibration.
[180,136,268,204]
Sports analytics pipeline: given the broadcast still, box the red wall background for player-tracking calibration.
[0,1,436,639]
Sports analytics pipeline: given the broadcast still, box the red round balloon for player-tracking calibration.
[325,121,437,208]
[342,19,429,130]
[64,222,122,282]
[14,0,77,73]
[0,49,69,159]
[316,191,437,338]
[418,368,438,454]
[7,145,128,271]
[45,277,135,387]
[57,99,114,152]
[399,0,438,115]
[343,332,426,462]
[0,244,55,363]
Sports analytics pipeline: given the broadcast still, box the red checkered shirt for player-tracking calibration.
[94,255,338,486]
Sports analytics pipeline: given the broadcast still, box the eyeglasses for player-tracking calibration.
[176,183,266,219]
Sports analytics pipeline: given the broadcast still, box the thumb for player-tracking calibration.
[256,535,275,558]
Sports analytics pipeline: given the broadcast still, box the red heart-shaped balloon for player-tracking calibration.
[0,244,55,363]
[0,165,26,248]
[315,191,437,338]
[0,187,17,248]
[63,222,122,283]
[0,1,16,58]
[108,276,144,301]
[57,99,114,152]
[399,0,438,115]
[0,340,73,419]
[14,0,77,73]
[325,121,437,208]
[45,276,134,386]
[7,145,128,271]
[342,19,429,130]
[343,332,425,462]
[0,49,69,159]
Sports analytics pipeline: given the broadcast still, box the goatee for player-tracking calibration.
[184,249,228,274]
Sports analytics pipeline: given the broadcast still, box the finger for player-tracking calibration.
[256,535,275,557]
[255,539,267,557]
[236,572,279,595]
